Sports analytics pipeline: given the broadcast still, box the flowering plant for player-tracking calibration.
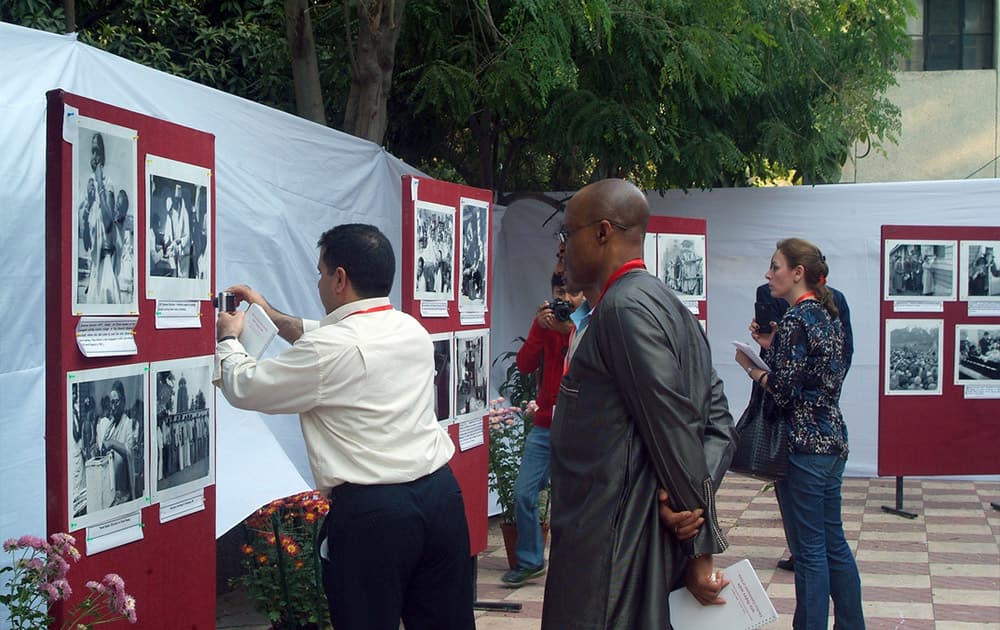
[1,532,137,629]
[233,491,330,629]
[487,345,541,524]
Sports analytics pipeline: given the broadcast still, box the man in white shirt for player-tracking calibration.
[215,223,474,630]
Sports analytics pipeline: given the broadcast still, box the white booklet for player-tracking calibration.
[238,303,278,359]
[669,558,778,630]
[732,340,770,372]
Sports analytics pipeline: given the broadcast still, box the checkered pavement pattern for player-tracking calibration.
[472,474,1000,629]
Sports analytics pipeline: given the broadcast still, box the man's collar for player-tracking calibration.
[321,297,392,326]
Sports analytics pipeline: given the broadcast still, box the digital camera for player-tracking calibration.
[213,291,237,313]
[549,298,573,322]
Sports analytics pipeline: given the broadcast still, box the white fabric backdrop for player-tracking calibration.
[0,22,420,543]
[490,181,1000,483]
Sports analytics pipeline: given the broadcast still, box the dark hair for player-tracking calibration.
[91,133,106,166]
[776,238,838,319]
[317,224,395,298]
[550,272,566,289]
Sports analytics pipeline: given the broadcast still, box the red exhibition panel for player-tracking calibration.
[647,215,709,328]
[45,90,216,627]
[401,175,492,556]
[877,225,1000,476]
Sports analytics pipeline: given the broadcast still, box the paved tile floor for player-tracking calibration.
[218,474,1000,629]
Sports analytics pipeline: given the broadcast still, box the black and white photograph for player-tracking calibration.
[954,324,1000,384]
[657,233,706,300]
[67,363,149,531]
[883,239,957,301]
[885,319,943,396]
[72,117,139,315]
[431,333,454,424]
[413,200,456,301]
[454,329,489,419]
[959,241,1000,300]
[150,356,215,504]
[643,233,658,276]
[459,198,489,312]
[145,154,212,300]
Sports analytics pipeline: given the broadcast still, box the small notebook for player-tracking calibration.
[669,558,778,630]
[238,303,278,359]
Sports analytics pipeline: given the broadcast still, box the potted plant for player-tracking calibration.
[488,347,548,569]
[232,491,330,629]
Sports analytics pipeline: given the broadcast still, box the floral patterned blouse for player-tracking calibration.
[763,299,848,457]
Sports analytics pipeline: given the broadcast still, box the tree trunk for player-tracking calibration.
[343,0,406,145]
[284,0,326,126]
[64,0,75,33]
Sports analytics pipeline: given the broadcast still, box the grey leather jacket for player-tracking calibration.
[542,270,735,629]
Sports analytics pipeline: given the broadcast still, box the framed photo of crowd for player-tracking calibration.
[149,355,215,505]
[884,318,943,396]
[413,200,456,302]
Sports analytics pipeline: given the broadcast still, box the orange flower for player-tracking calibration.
[294,560,305,570]
[284,542,300,556]
[241,544,253,555]
[304,512,316,523]
[257,555,268,565]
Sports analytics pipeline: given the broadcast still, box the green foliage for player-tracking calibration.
[4,0,912,191]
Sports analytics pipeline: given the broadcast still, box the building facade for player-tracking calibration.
[843,0,999,182]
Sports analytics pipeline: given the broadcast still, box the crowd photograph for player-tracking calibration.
[153,358,214,498]
[885,319,943,394]
[414,201,456,300]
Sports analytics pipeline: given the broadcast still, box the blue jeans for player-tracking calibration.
[776,453,864,630]
[512,426,550,569]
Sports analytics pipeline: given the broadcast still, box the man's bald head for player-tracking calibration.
[571,179,649,242]
[561,179,649,295]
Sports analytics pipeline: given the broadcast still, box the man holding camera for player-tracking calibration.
[502,272,584,586]
[214,224,474,630]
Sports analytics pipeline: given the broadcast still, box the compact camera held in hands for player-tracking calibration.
[548,298,573,322]
[213,291,238,313]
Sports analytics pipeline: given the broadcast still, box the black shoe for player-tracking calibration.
[776,557,795,572]
[501,564,546,587]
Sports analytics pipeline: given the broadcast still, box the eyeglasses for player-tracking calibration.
[555,219,628,244]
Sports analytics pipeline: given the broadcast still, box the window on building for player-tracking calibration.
[904,0,994,71]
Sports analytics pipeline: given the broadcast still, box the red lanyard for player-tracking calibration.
[795,291,816,305]
[595,259,647,308]
[342,304,393,319]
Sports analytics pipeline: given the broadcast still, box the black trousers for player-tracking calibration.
[320,465,475,630]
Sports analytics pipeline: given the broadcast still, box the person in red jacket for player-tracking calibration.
[502,272,584,586]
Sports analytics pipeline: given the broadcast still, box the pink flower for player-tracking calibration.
[16,534,46,549]
[86,580,101,590]
[51,577,73,600]
[25,557,44,572]
[39,581,60,602]
[2,538,17,551]
[122,594,138,623]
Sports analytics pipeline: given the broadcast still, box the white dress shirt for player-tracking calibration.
[215,297,454,494]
